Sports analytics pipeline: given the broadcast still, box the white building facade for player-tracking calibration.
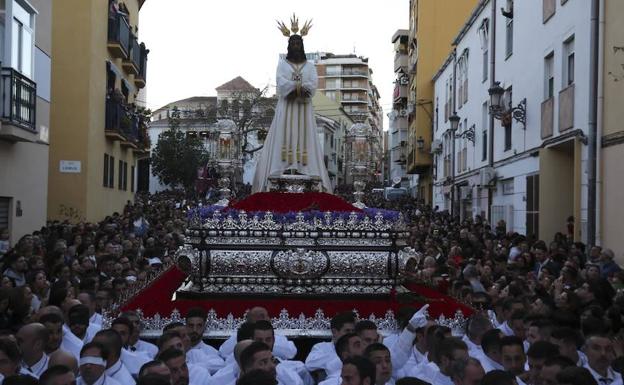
[389,30,410,187]
[432,0,593,242]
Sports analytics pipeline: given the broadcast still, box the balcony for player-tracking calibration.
[0,68,37,142]
[324,69,368,78]
[105,99,140,147]
[134,43,148,89]
[123,36,141,76]
[558,84,574,132]
[107,11,131,59]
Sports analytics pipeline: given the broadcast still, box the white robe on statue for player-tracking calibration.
[252,58,332,193]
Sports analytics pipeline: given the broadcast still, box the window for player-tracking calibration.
[457,50,469,107]
[123,162,128,191]
[478,19,489,82]
[325,91,336,100]
[103,154,109,187]
[502,179,514,195]
[326,65,340,76]
[544,52,555,99]
[505,0,514,58]
[109,155,115,188]
[118,160,123,189]
[563,37,575,87]
[11,1,35,78]
[482,102,488,161]
[131,165,135,192]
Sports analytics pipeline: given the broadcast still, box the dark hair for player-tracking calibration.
[481,370,516,385]
[239,341,271,372]
[550,327,583,349]
[156,347,185,363]
[2,375,38,385]
[342,356,376,385]
[500,336,525,352]
[253,320,274,335]
[0,338,20,363]
[434,337,467,364]
[137,373,171,385]
[163,322,185,332]
[39,365,74,385]
[68,304,90,326]
[157,330,182,350]
[80,341,109,361]
[93,329,122,357]
[185,307,206,321]
[330,312,355,331]
[39,313,63,325]
[363,342,389,358]
[138,360,166,378]
[543,355,575,369]
[237,321,256,342]
[555,366,599,385]
[236,368,277,385]
[526,340,559,360]
[285,35,306,63]
[111,317,134,335]
[355,320,378,334]
[466,313,492,340]
[395,378,430,385]
[335,332,358,360]
[449,357,481,381]
[481,329,502,355]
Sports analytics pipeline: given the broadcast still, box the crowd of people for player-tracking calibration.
[0,185,621,385]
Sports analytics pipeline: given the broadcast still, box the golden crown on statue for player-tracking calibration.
[277,13,313,37]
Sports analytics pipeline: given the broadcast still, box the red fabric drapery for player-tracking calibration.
[121,266,473,319]
[229,192,362,213]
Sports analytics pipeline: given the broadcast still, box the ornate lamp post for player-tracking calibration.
[347,123,374,209]
[214,119,241,206]
[488,81,527,129]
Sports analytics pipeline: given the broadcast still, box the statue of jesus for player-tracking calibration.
[252,16,332,193]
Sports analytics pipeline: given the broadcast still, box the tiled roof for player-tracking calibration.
[215,76,258,92]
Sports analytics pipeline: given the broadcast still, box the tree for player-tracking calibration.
[151,107,210,194]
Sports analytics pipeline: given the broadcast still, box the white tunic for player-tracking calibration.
[304,341,341,377]
[252,58,332,193]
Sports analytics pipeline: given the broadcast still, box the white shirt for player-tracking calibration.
[190,340,224,362]
[129,339,158,359]
[188,363,212,385]
[516,376,529,385]
[21,353,49,378]
[187,347,226,374]
[474,351,504,373]
[219,334,297,360]
[90,312,103,326]
[105,358,135,385]
[385,328,416,373]
[77,374,122,385]
[61,327,83,360]
[585,364,624,385]
[120,348,150,376]
[277,357,314,385]
[224,364,304,385]
[413,362,452,385]
[500,321,514,336]
[304,341,342,377]
[210,362,238,385]
[462,335,483,358]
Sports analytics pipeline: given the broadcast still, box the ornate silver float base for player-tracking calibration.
[268,174,322,193]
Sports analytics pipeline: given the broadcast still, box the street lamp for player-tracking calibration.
[449,113,460,132]
[488,81,527,129]
[416,136,425,150]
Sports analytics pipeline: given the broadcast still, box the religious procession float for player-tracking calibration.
[110,15,472,341]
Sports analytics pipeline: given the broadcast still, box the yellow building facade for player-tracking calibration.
[48,0,149,222]
[600,0,624,259]
[407,0,478,203]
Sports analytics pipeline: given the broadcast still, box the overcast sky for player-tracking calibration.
[139,0,409,129]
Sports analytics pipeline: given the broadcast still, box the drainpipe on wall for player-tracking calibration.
[488,0,497,224]
[451,48,458,218]
[587,0,600,247]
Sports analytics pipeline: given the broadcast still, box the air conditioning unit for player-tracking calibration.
[460,185,473,200]
[479,167,496,186]
[388,111,398,120]
[400,77,409,85]
[399,109,408,117]
[407,103,415,114]
[430,139,442,154]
